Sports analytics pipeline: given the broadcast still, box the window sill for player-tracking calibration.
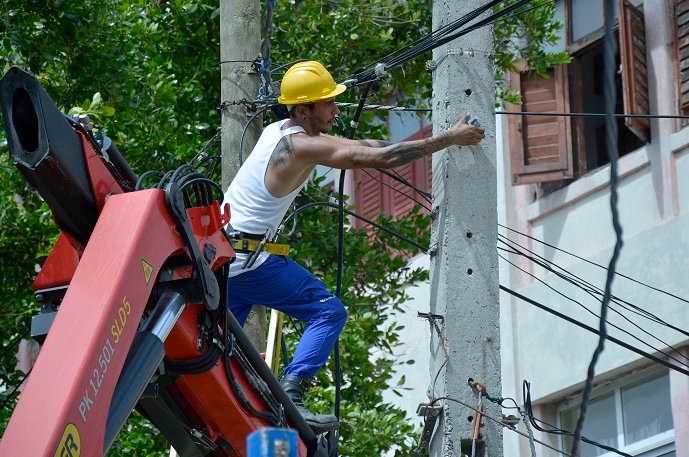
[670,124,689,154]
[618,430,674,457]
[526,146,651,223]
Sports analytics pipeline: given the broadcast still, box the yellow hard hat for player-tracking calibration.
[278,61,347,105]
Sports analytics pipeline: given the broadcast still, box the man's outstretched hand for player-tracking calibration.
[448,114,485,146]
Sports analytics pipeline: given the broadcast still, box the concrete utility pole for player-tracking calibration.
[220,0,266,350]
[428,0,501,456]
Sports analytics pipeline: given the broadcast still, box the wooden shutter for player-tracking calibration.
[354,168,384,228]
[389,164,416,217]
[508,64,573,185]
[353,124,432,225]
[390,124,433,217]
[619,0,650,142]
[676,0,689,126]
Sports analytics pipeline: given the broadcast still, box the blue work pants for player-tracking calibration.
[227,256,347,379]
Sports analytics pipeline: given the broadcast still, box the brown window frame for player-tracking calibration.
[509,0,650,188]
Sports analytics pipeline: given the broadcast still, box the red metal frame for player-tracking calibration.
[1,189,187,456]
[0,128,308,456]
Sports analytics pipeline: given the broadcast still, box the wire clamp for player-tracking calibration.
[502,414,520,426]
[416,402,443,453]
[426,48,493,71]
[417,311,444,322]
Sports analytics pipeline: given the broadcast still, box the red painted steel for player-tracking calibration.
[2,120,310,456]
[0,190,185,456]
[31,131,125,293]
[32,233,81,291]
[164,305,308,457]
[80,131,124,210]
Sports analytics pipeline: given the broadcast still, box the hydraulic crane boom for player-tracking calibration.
[0,67,326,457]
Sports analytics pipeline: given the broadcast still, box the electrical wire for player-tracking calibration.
[239,103,274,166]
[497,223,689,306]
[219,59,255,65]
[360,168,432,212]
[522,380,633,457]
[271,59,308,74]
[571,6,624,451]
[334,104,689,121]
[324,148,689,370]
[333,83,374,435]
[499,285,689,377]
[429,395,571,457]
[349,0,557,85]
[346,0,509,84]
[0,369,30,411]
[497,236,689,343]
[496,110,689,120]
[376,167,432,202]
[497,234,689,345]
[280,201,429,253]
[0,330,29,361]
[258,0,275,101]
[497,252,689,371]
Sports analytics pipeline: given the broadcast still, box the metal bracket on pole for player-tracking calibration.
[417,311,444,321]
[416,402,443,452]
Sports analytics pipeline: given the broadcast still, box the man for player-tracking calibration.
[223,61,484,432]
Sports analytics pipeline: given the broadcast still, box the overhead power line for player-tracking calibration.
[335,103,689,120]
[346,0,541,85]
[497,250,689,371]
[521,380,633,457]
[282,202,429,254]
[360,169,432,212]
[496,110,689,119]
[537,16,626,443]
[499,284,689,377]
[497,233,689,340]
[430,395,571,457]
[498,223,689,306]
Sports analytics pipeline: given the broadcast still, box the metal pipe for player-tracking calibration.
[104,290,185,452]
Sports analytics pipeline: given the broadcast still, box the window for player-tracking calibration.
[509,0,650,187]
[675,0,689,125]
[559,371,674,457]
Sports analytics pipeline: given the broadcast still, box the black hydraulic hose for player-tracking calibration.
[164,343,223,375]
[222,332,282,425]
[220,302,318,448]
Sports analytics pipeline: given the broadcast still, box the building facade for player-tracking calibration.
[352,1,689,456]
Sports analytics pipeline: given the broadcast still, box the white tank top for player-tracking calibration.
[223,119,307,276]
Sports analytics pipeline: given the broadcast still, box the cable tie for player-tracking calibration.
[374,63,387,78]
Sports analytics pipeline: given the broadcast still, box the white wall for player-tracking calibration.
[380,254,432,426]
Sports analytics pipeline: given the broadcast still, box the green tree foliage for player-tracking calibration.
[0,0,565,455]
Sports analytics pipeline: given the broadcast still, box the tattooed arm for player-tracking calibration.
[292,117,485,169]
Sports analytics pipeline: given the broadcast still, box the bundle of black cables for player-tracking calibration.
[222,299,286,426]
[346,0,550,86]
[522,380,632,457]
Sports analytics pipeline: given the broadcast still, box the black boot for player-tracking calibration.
[280,374,339,433]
